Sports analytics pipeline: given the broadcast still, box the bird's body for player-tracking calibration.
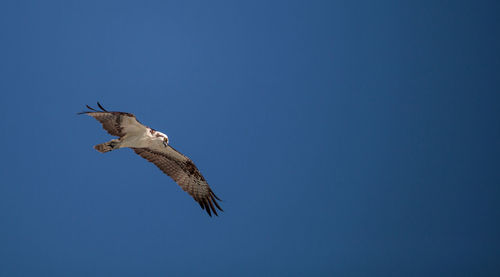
[79,103,222,216]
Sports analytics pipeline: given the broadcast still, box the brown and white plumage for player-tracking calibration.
[78,102,223,216]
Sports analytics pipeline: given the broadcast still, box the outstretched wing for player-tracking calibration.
[132,146,223,216]
[78,102,148,137]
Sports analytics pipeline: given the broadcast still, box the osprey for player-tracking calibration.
[78,102,223,217]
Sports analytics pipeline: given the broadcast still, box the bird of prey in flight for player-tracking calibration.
[79,102,223,216]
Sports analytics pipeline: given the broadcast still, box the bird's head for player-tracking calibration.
[157,132,169,147]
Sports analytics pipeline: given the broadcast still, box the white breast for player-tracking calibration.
[120,128,160,148]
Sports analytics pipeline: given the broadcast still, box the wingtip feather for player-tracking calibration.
[97,102,108,112]
[211,195,223,211]
[210,190,222,201]
[86,104,97,111]
[203,200,212,217]
[207,198,218,216]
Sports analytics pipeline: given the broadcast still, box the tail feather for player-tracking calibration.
[94,142,113,153]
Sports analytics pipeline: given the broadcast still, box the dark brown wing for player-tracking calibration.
[132,146,223,217]
[78,102,146,137]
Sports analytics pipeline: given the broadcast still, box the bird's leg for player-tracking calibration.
[108,139,120,148]
[94,139,121,153]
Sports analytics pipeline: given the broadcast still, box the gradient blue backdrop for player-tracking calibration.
[1,1,499,276]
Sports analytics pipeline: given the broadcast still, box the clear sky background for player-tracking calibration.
[0,1,499,276]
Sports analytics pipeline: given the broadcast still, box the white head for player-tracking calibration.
[155,131,169,147]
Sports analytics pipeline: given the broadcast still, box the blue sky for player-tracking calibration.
[0,0,499,276]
